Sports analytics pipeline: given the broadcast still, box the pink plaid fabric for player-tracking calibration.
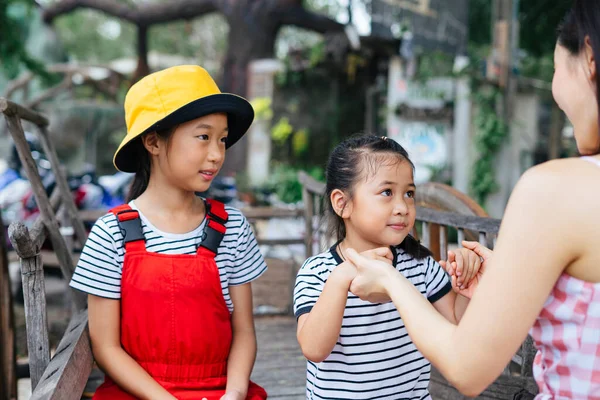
[530,273,600,399]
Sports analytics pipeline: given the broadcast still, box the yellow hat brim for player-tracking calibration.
[114,93,254,172]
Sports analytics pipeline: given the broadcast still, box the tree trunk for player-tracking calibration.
[0,211,17,400]
[41,0,345,174]
[219,3,279,175]
[132,25,150,84]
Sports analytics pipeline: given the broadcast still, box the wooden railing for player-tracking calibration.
[1,98,94,399]
[298,171,538,398]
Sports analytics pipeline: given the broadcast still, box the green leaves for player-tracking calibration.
[0,0,45,79]
[470,87,509,205]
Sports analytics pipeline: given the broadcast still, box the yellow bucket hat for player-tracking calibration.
[114,65,254,172]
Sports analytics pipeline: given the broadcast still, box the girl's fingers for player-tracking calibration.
[439,260,447,271]
[450,261,457,277]
[451,274,460,293]
[454,251,464,277]
[447,250,456,264]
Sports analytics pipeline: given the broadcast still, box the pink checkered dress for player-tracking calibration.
[529,156,600,399]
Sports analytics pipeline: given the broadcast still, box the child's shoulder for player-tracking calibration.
[222,204,250,231]
[223,204,245,220]
[94,210,121,231]
[300,249,338,272]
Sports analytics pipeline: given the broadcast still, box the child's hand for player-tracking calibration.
[360,247,394,265]
[220,390,245,400]
[440,241,493,299]
[332,261,358,290]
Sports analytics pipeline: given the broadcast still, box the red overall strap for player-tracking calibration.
[199,199,228,255]
[109,204,146,253]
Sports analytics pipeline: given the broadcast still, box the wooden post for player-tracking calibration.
[428,224,440,261]
[9,223,51,390]
[439,225,448,261]
[303,188,314,259]
[421,222,430,249]
[457,228,465,245]
[37,127,87,247]
[4,114,85,310]
[0,211,17,400]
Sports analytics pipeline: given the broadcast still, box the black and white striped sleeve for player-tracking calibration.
[424,256,452,303]
[293,257,329,319]
[229,214,267,286]
[69,215,122,299]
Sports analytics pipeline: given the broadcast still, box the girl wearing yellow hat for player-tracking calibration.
[69,65,268,400]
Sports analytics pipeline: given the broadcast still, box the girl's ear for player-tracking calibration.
[142,132,161,156]
[331,189,352,218]
[585,36,597,81]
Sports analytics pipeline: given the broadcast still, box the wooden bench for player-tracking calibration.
[298,171,538,399]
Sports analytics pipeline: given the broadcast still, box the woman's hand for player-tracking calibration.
[345,248,398,303]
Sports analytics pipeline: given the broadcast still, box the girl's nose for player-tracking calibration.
[394,199,409,215]
[208,142,224,164]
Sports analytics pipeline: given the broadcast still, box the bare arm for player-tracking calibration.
[347,164,581,396]
[297,247,395,362]
[223,283,258,399]
[431,291,470,324]
[88,295,176,400]
[434,249,483,323]
[296,262,355,363]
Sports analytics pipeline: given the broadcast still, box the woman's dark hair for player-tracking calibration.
[324,134,432,259]
[126,127,174,202]
[558,1,600,134]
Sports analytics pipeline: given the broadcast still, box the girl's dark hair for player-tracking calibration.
[558,1,600,143]
[126,127,174,202]
[324,134,432,259]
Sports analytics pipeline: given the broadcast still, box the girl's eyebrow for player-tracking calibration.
[195,123,229,132]
[378,180,416,188]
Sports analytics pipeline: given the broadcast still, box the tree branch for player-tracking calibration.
[43,0,219,26]
[278,4,345,34]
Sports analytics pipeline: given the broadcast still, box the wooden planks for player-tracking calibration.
[252,317,306,400]
[0,211,17,400]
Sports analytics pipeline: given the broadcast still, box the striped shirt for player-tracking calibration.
[293,245,451,400]
[70,201,267,312]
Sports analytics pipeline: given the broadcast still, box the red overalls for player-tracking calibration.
[93,200,267,399]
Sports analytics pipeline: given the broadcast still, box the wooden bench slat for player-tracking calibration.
[416,207,501,234]
[30,310,93,400]
[18,247,49,390]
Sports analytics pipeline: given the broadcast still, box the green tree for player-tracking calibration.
[0,0,47,79]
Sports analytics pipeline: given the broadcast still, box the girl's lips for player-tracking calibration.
[199,170,216,180]
[388,223,408,231]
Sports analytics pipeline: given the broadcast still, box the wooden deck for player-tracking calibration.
[16,316,306,400]
[252,316,306,399]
